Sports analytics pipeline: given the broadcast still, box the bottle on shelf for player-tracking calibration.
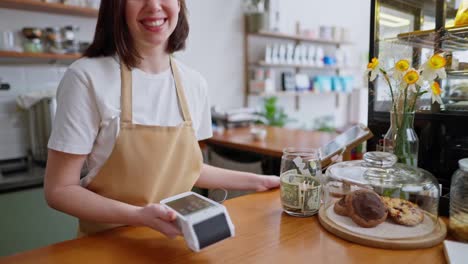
[265,69,275,94]
[271,44,279,64]
[315,46,324,67]
[265,44,272,64]
[278,44,286,64]
[286,43,294,64]
[293,44,302,65]
[307,45,316,66]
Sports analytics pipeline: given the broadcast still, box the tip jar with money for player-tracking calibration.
[280,148,322,217]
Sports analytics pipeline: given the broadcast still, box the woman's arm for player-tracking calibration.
[44,149,180,237]
[195,164,280,191]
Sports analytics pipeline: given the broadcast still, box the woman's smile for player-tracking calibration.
[139,17,168,33]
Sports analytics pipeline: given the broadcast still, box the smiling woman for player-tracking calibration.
[44,0,279,240]
[84,0,189,68]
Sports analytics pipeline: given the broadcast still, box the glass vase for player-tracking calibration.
[383,111,419,167]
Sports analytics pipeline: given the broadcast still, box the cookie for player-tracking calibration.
[333,197,348,216]
[345,189,387,228]
[382,197,424,226]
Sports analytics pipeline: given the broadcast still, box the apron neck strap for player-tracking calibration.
[170,56,192,123]
[120,62,133,124]
[119,56,193,125]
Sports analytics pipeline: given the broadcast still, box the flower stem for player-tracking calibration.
[380,68,399,125]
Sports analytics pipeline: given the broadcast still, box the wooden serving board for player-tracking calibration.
[318,206,447,250]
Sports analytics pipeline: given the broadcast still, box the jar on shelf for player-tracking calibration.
[23,38,43,53]
[61,25,79,42]
[449,158,468,242]
[62,25,80,54]
[280,147,322,217]
[45,27,65,54]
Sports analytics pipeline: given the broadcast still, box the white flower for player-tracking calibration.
[390,59,410,81]
[430,81,443,105]
[420,53,447,81]
[365,57,380,81]
[400,69,424,93]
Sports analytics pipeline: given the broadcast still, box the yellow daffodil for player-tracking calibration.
[365,57,380,81]
[391,59,410,80]
[396,59,410,71]
[401,69,424,93]
[421,53,447,81]
[430,81,443,105]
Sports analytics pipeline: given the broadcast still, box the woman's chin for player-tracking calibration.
[139,39,168,50]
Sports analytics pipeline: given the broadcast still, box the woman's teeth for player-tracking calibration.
[145,19,165,27]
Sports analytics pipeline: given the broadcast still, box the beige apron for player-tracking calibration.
[78,57,203,236]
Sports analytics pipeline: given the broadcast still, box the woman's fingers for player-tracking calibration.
[147,204,177,221]
[265,176,280,189]
[150,218,182,238]
[256,175,280,191]
[138,204,181,237]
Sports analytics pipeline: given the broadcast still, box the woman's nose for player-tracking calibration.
[146,0,162,12]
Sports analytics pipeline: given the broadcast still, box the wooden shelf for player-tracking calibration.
[447,69,468,78]
[0,0,98,17]
[248,30,352,46]
[392,25,468,51]
[0,50,81,60]
[253,61,341,70]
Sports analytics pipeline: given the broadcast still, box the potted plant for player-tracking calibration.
[258,96,293,127]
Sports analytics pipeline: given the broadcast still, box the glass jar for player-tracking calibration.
[322,151,440,234]
[23,38,43,53]
[449,158,468,242]
[45,27,65,54]
[280,148,322,217]
[61,25,79,42]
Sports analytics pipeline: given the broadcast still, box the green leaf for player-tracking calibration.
[259,96,292,127]
[416,91,428,97]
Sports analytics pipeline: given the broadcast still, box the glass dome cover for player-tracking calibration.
[323,151,440,219]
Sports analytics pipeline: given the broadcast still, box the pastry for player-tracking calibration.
[333,196,348,216]
[345,189,387,228]
[382,197,424,226]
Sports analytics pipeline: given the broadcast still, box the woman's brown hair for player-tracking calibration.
[84,0,189,68]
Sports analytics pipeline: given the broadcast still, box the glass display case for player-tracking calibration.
[319,151,444,247]
[323,152,440,218]
[368,0,468,193]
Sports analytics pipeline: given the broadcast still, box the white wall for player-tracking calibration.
[178,0,245,110]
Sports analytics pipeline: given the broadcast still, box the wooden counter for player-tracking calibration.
[0,190,446,264]
[205,126,337,158]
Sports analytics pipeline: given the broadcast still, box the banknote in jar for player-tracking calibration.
[280,169,321,216]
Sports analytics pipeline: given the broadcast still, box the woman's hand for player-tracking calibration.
[255,175,280,192]
[137,204,181,239]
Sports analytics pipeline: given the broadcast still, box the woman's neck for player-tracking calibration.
[136,45,171,74]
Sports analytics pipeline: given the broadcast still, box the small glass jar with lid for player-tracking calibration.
[45,27,65,54]
[280,147,322,217]
[321,151,441,236]
[23,38,43,53]
[449,158,468,242]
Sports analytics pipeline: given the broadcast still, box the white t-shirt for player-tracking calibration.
[48,56,212,186]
